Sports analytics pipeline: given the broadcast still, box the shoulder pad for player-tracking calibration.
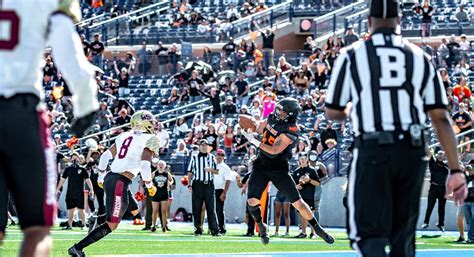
[145,136,160,154]
[57,0,82,23]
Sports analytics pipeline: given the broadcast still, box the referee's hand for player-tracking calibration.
[446,173,468,206]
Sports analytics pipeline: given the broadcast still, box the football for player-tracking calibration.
[238,114,257,131]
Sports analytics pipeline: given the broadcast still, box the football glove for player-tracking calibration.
[147,185,157,197]
[71,112,96,137]
[98,172,106,189]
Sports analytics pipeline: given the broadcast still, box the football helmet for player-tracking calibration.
[271,97,301,123]
[130,110,156,134]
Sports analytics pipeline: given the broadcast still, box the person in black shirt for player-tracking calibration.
[223,96,237,115]
[446,35,460,68]
[319,121,337,151]
[43,55,57,78]
[80,34,91,58]
[422,150,449,231]
[56,153,94,229]
[90,33,105,68]
[85,149,106,230]
[292,153,320,238]
[113,60,132,98]
[188,70,205,102]
[235,73,250,107]
[115,108,131,132]
[233,127,249,156]
[155,42,169,75]
[222,37,237,57]
[253,21,277,69]
[203,125,219,151]
[452,103,472,151]
[200,86,222,116]
[413,1,434,37]
[151,160,173,233]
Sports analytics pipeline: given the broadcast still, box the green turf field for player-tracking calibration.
[1,223,473,257]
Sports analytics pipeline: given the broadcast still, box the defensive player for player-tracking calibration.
[241,97,334,244]
[68,111,160,257]
[0,0,98,256]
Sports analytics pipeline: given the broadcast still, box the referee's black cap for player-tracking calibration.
[369,0,400,19]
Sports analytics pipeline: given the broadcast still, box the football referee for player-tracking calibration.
[325,1,468,256]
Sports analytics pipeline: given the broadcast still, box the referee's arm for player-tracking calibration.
[324,50,352,121]
[187,155,195,187]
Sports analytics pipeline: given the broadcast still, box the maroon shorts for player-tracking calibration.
[0,94,57,229]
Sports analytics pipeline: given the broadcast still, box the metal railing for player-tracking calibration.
[76,13,107,29]
[81,1,169,44]
[344,9,369,37]
[312,0,367,39]
[428,128,474,149]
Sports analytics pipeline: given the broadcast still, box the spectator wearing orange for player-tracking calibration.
[453,75,471,102]
[255,1,268,12]
[92,0,104,15]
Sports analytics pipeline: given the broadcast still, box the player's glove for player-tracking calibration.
[97,171,106,189]
[242,129,260,147]
[147,185,157,197]
[71,112,97,138]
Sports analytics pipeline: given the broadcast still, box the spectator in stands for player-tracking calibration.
[156,122,170,157]
[261,77,273,92]
[179,0,192,14]
[200,86,222,116]
[115,108,131,132]
[80,34,91,58]
[437,38,449,67]
[343,26,359,45]
[97,102,113,131]
[223,96,237,115]
[188,70,205,102]
[301,62,314,84]
[249,98,262,118]
[277,56,292,72]
[273,68,289,96]
[255,0,268,12]
[113,61,132,99]
[215,116,227,136]
[452,103,472,151]
[302,96,317,115]
[456,4,470,22]
[421,40,433,57]
[335,36,344,51]
[227,3,240,20]
[253,21,277,70]
[454,58,470,77]
[303,36,314,52]
[223,126,234,158]
[162,87,180,105]
[439,68,451,89]
[173,117,189,137]
[137,41,153,75]
[174,139,189,157]
[255,61,267,79]
[90,33,105,69]
[155,42,169,75]
[241,2,254,17]
[91,0,104,15]
[235,73,250,107]
[222,37,237,58]
[233,126,249,156]
[43,55,57,78]
[459,34,470,60]
[293,69,310,97]
[453,75,471,102]
[323,35,334,53]
[168,44,181,75]
[446,35,460,68]
[312,53,330,89]
[413,0,434,37]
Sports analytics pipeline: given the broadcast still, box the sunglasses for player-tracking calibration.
[217,154,225,156]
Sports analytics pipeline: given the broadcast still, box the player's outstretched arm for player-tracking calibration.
[243,130,293,156]
[48,3,99,136]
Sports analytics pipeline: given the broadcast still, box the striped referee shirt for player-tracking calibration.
[326,28,448,136]
[187,152,216,182]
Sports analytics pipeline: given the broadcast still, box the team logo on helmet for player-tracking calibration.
[131,110,156,134]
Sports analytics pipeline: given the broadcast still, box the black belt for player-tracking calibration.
[357,131,411,145]
[193,180,213,185]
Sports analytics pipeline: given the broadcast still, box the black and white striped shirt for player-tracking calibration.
[187,152,216,183]
[326,28,448,136]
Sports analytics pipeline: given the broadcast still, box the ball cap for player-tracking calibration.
[369,0,400,19]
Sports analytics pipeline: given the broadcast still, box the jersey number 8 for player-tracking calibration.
[118,136,134,159]
[0,10,20,50]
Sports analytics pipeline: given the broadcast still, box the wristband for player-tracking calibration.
[250,138,261,147]
[450,169,463,174]
[188,185,192,188]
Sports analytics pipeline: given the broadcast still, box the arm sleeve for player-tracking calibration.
[48,14,99,118]
[82,168,90,179]
[325,50,351,111]
[422,57,448,111]
[187,155,195,174]
[140,160,152,182]
[98,149,113,171]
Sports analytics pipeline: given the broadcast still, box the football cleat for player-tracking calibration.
[68,245,86,257]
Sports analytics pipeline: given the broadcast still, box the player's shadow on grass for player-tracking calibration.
[420,235,442,239]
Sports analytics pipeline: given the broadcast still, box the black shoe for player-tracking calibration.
[295,233,307,238]
[256,222,269,245]
[165,225,171,231]
[436,224,445,232]
[211,232,222,237]
[243,232,254,237]
[421,223,429,229]
[142,227,151,231]
[219,230,227,235]
[466,239,474,244]
[194,232,202,237]
[455,236,466,243]
[314,227,335,244]
[151,227,157,233]
[63,225,72,230]
[68,245,85,257]
[309,233,315,239]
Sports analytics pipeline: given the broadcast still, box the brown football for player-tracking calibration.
[238,114,257,131]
